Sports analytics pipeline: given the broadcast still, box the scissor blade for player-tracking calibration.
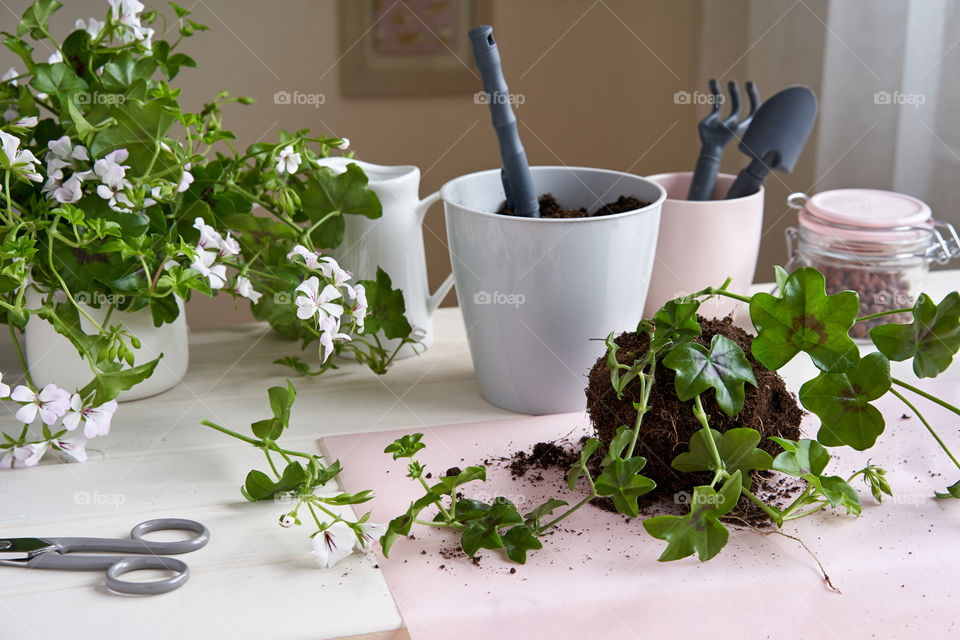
[0,538,55,553]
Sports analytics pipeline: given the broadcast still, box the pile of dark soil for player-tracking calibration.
[585,315,803,498]
[498,194,649,218]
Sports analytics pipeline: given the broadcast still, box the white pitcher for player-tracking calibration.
[317,158,453,358]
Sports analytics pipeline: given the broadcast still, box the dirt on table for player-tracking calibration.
[584,315,804,500]
[498,194,650,218]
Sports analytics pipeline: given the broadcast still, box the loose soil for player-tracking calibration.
[498,194,649,218]
[585,315,803,499]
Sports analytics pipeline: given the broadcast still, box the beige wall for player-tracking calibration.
[3,0,847,329]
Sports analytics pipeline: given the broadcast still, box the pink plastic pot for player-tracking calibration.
[643,172,764,319]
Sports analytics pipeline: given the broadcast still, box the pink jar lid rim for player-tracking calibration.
[805,188,931,229]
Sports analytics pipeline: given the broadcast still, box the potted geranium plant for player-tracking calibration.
[0,0,418,468]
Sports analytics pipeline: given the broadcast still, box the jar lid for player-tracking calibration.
[805,189,931,228]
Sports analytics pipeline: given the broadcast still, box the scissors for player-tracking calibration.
[0,518,209,595]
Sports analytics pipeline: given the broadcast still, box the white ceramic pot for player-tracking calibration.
[24,291,189,401]
[441,166,666,415]
[643,172,764,319]
[317,158,454,359]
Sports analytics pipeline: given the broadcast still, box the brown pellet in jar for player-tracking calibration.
[818,265,913,338]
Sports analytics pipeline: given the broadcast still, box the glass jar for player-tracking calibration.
[785,189,959,340]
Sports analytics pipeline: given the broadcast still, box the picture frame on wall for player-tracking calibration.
[338,0,493,97]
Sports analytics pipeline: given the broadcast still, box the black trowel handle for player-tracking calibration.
[725,157,771,199]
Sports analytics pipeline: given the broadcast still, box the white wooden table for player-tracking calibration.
[1,271,957,640]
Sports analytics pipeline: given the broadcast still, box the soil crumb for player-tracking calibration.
[498,194,649,219]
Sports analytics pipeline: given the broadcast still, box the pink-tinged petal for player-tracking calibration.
[296,301,318,320]
[319,302,344,318]
[0,382,9,398]
[63,412,81,432]
[83,417,100,439]
[55,437,87,463]
[318,284,342,303]
[295,276,320,298]
[10,385,35,403]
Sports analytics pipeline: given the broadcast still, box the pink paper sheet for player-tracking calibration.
[325,380,960,640]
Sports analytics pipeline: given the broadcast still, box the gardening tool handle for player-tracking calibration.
[469,25,539,218]
[687,149,723,200]
[416,191,455,314]
[725,157,769,199]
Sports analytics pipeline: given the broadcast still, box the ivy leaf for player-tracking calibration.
[240,461,306,502]
[359,267,412,340]
[29,62,87,97]
[268,380,296,426]
[749,267,860,373]
[383,433,426,460]
[594,456,656,517]
[77,357,161,405]
[90,100,177,175]
[17,0,62,38]
[642,471,741,562]
[523,498,568,528]
[870,292,960,379]
[567,437,601,490]
[299,164,382,248]
[935,479,960,500]
[651,297,701,349]
[502,525,542,564]
[810,475,862,516]
[600,425,633,466]
[460,500,522,557]
[662,334,757,416]
[381,492,440,557]
[799,352,892,450]
[770,437,830,477]
[671,428,773,487]
[430,465,486,495]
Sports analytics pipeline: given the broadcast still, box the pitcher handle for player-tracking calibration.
[416,191,455,314]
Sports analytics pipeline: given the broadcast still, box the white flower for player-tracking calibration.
[62,395,118,439]
[345,283,367,330]
[193,217,224,251]
[334,138,350,150]
[318,257,351,288]
[47,50,63,64]
[0,442,48,469]
[295,276,343,321]
[0,131,42,182]
[12,116,38,128]
[76,17,105,38]
[2,67,18,85]
[287,244,322,270]
[355,522,386,553]
[45,174,83,204]
[47,135,90,181]
[319,315,350,362]
[0,373,10,398]
[52,436,87,463]
[191,250,227,289]
[177,163,193,192]
[309,521,355,568]
[108,0,150,43]
[234,275,262,304]
[11,384,71,426]
[96,180,134,211]
[93,148,130,188]
[279,514,295,528]
[275,145,301,175]
[219,233,240,258]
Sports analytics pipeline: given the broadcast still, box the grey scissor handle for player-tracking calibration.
[25,552,190,594]
[51,518,210,555]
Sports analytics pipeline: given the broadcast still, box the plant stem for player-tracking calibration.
[263,447,281,479]
[200,419,314,458]
[892,378,960,418]
[781,502,828,521]
[856,307,914,323]
[537,492,596,534]
[693,395,724,472]
[740,486,784,524]
[890,388,960,472]
[416,473,452,521]
[779,485,814,520]
[9,322,35,389]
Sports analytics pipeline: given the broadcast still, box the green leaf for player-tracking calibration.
[430,465,486,495]
[250,418,283,441]
[502,525,542,563]
[240,462,306,501]
[359,267,412,340]
[809,475,862,516]
[268,380,296,425]
[870,292,960,378]
[18,0,62,38]
[384,433,425,459]
[299,164,382,248]
[800,352,892,450]
[381,492,440,557]
[749,267,860,372]
[671,428,773,487]
[567,437,601,490]
[77,357,162,405]
[651,297,701,349]
[90,100,177,173]
[600,425,633,466]
[935,479,960,500]
[460,500,522,557]
[774,265,789,293]
[523,498,568,527]
[100,52,158,92]
[594,456,656,517]
[661,334,757,416]
[30,62,87,97]
[771,438,830,477]
[642,471,741,562]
